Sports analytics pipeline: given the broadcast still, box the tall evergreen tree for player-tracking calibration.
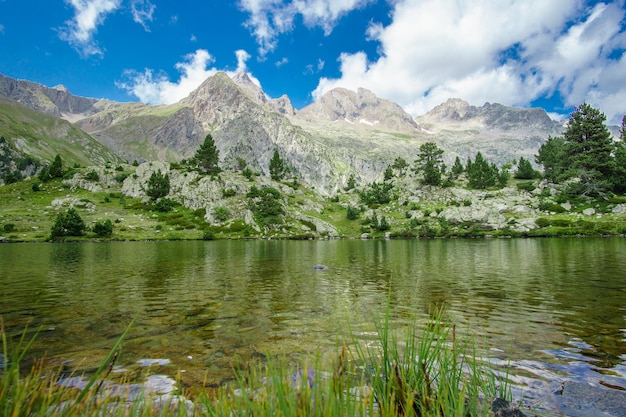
[514,157,537,179]
[467,152,497,189]
[49,154,63,179]
[194,134,220,174]
[269,149,287,181]
[146,170,170,201]
[451,156,464,178]
[563,103,614,179]
[536,135,566,182]
[415,142,445,186]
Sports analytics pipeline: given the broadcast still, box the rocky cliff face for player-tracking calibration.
[0,73,579,192]
[297,87,418,132]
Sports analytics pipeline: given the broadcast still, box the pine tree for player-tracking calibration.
[146,170,170,201]
[194,134,220,174]
[415,142,445,186]
[467,152,497,189]
[269,149,286,181]
[514,157,537,179]
[536,135,566,182]
[451,156,464,177]
[49,154,63,179]
[564,103,614,179]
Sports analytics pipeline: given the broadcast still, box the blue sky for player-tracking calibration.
[0,0,625,124]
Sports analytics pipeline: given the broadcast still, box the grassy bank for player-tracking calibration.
[2,164,626,242]
[1,310,517,417]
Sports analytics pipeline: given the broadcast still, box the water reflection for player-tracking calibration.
[1,238,625,393]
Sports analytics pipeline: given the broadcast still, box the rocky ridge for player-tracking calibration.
[0,72,599,193]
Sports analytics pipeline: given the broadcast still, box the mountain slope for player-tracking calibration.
[0,96,124,182]
[0,73,577,192]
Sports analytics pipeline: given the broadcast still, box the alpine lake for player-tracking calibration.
[1,238,626,415]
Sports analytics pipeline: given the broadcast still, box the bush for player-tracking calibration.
[203,230,215,240]
[222,188,237,198]
[214,206,229,221]
[93,219,113,237]
[85,170,99,181]
[346,206,360,220]
[50,208,86,238]
[154,198,177,212]
[3,223,16,233]
[114,173,129,183]
[538,201,566,213]
[516,181,536,192]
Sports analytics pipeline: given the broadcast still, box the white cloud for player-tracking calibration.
[275,57,289,67]
[239,0,373,56]
[59,0,122,56]
[312,0,626,124]
[0,24,5,34]
[130,0,155,31]
[190,34,197,42]
[118,49,261,105]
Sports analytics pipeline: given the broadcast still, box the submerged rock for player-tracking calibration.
[313,264,328,270]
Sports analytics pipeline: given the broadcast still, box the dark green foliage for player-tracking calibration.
[146,170,170,201]
[222,188,237,198]
[360,181,393,206]
[3,223,16,232]
[536,135,566,182]
[115,165,124,171]
[496,163,509,187]
[48,154,63,179]
[377,216,390,231]
[451,156,464,177]
[114,173,129,183]
[85,170,99,181]
[236,157,247,171]
[466,152,498,189]
[564,103,614,179]
[243,167,253,180]
[269,149,287,181]
[50,207,86,238]
[93,219,113,237]
[247,186,284,227]
[514,157,538,179]
[203,230,215,240]
[415,142,445,186]
[31,181,41,192]
[516,181,536,192]
[346,206,360,220]
[3,171,22,184]
[344,174,356,191]
[538,201,566,213]
[612,144,626,193]
[383,165,394,181]
[194,134,220,174]
[154,198,177,212]
[214,206,229,221]
[132,159,139,166]
[37,166,50,182]
[391,157,408,175]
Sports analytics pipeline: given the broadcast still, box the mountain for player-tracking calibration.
[414,98,565,165]
[297,87,418,132]
[0,95,124,181]
[0,72,578,192]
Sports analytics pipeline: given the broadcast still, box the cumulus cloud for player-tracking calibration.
[312,0,626,124]
[130,0,155,31]
[59,0,122,56]
[275,57,289,67]
[118,49,261,104]
[239,0,373,56]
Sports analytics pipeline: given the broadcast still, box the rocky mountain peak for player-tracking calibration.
[297,87,418,132]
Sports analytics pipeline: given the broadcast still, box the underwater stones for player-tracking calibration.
[313,264,328,270]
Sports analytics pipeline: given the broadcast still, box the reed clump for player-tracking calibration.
[1,310,512,417]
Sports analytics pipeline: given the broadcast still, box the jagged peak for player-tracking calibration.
[52,84,69,93]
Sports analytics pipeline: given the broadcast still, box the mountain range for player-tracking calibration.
[0,72,581,193]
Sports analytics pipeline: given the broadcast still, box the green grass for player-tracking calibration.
[1,307,515,417]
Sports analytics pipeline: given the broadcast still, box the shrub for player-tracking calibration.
[222,188,237,198]
[203,230,215,240]
[3,223,16,232]
[85,170,99,181]
[50,208,86,238]
[517,181,536,192]
[154,198,177,212]
[114,173,129,183]
[346,206,360,220]
[538,201,566,213]
[214,206,229,221]
[93,219,113,237]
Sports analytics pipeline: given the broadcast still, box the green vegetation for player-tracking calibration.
[146,170,170,201]
[414,142,445,186]
[1,307,515,417]
[194,133,220,175]
[50,207,86,239]
[269,149,287,181]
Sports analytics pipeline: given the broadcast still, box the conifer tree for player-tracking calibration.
[146,170,170,201]
[194,134,220,174]
[564,103,614,179]
[415,142,445,186]
[536,135,566,182]
[269,149,287,181]
[49,154,63,179]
